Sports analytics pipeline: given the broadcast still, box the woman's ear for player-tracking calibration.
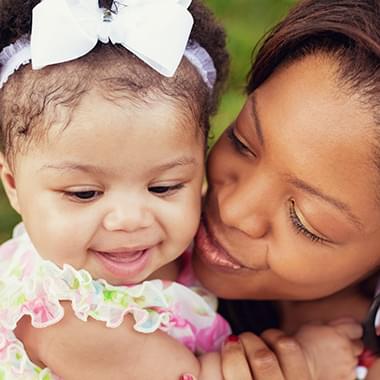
[0,152,20,214]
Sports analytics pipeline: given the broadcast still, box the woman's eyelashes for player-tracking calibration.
[227,125,256,157]
[288,199,330,244]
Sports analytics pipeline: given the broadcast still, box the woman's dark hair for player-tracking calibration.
[248,0,379,125]
[0,0,229,160]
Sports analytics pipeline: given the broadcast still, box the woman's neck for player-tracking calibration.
[278,284,373,334]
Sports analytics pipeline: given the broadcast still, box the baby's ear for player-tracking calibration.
[0,152,20,214]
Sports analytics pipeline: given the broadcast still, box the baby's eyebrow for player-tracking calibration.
[39,162,107,175]
[151,157,198,173]
[39,156,198,175]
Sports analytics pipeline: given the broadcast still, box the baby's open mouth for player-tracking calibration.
[96,249,146,263]
[92,247,153,281]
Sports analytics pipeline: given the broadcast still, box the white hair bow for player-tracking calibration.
[31,0,193,76]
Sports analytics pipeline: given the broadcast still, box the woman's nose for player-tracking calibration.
[216,176,272,239]
[103,198,153,232]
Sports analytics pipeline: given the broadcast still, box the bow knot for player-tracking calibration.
[31,0,193,76]
[102,8,113,22]
[97,7,117,42]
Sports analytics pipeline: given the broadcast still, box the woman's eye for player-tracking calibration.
[149,184,184,196]
[288,199,329,244]
[227,126,255,157]
[64,190,101,202]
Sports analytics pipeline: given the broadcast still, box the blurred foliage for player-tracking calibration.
[0,186,20,242]
[0,0,295,242]
[206,0,295,142]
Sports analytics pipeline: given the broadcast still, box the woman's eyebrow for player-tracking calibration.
[249,93,264,146]
[287,175,364,231]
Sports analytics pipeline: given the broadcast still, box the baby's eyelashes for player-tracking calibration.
[63,190,103,202]
[148,183,185,197]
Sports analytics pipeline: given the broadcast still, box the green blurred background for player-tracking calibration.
[0,0,295,243]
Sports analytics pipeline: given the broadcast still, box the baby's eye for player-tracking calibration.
[148,184,184,196]
[64,190,102,202]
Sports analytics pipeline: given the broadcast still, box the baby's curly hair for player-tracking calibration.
[0,0,229,163]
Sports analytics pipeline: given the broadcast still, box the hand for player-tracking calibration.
[221,331,313,380]
[295,318,363,380]
[16,302,201,380]
[14,315,46,368]
[179,352,223,380]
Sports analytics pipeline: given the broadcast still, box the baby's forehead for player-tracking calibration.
[18,86,202,150]
[1,46,208,158]
[59,88,201,132]
[15,94,205,182]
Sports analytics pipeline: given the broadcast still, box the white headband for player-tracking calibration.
[0,0,216,89]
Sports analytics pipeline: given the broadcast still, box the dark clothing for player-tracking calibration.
[218,299,281,335]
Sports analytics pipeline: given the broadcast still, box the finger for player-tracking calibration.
[260,329,313,380]
[221,336,252,380]
[239,332,285,380]
[328,320,363,340]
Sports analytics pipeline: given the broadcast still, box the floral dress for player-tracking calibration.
[0,224,231,379]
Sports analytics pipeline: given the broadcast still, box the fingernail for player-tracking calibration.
[180,375,195,380]
[224,335,239,345]
[358,348,377,368]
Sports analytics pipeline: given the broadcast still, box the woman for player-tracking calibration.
[11,0,380,379]
[193,0,380,377]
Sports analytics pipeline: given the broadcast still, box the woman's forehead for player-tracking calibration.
[253,55,376,155]
[238,57,380,228]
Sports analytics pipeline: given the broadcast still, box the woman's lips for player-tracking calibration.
[93,247,152,280]
[195,221,245,271]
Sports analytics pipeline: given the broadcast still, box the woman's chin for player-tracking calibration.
[192,249,289,300]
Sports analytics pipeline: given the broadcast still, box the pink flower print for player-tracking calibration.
[170,313,196,330]
[167,313,198,352]
[21,296,61,327]
[196,314,232,353]
[153,305,198,352]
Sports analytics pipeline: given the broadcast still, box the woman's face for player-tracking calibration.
[194,55,380,300]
